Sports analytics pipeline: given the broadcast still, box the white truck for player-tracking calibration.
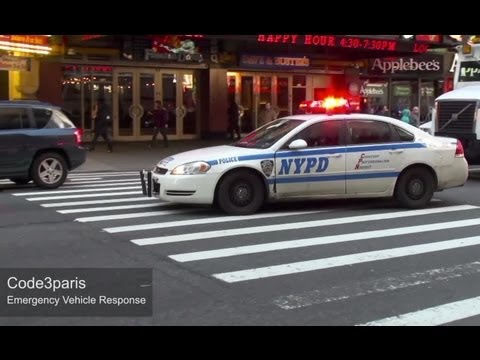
[426,41,480,159]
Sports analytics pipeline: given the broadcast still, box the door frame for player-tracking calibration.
[112,67,199,141]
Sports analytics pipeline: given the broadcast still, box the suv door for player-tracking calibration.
[0,107,34,176]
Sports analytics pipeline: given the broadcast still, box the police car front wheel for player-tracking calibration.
[217,170,265,215]
[395,167,435,209]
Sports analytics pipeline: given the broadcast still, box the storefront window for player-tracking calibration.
[420,81,435,122]
[359,79,389,115]
[162,73,177,135]
[62,69,82,128]
[277,77,289,118]
[391,80,418,118]
[183,73,197,134]
[139,73,155,136]
[292,75,306,115]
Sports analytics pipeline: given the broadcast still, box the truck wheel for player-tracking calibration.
[217,170,265,215]
[395,167,435,209]
[31,153,68,189]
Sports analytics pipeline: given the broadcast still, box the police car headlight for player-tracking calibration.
[171,161,211,175]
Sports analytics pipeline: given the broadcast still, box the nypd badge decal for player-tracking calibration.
[261,160,274,177]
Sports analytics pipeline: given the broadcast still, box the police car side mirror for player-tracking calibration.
[289,139,308,149]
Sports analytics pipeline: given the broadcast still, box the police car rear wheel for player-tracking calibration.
[395,168,434,209]
[217,170,265,215]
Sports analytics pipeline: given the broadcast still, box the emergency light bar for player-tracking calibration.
[299,97,351,114]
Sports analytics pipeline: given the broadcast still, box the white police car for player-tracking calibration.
[140,100,468,215]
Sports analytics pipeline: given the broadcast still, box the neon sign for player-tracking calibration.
[257,35,430,53]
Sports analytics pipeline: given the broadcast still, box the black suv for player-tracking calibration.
[0,101,86,188]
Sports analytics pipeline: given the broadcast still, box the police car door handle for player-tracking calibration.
[389,149,404,154]
[327,153,342,158]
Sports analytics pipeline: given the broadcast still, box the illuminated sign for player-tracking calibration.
[0,55,31,71]
[416,35,441,42]
[63,65,113,72]
[0,35,51,54]
[257,35,430,53]
[458,61,480,82]
[3,35,49,46]
[239,54,309,69]
[81,35,106,41]
[369,55,443,74]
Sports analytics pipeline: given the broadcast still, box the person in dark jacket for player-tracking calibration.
[89,99,113,152]
[148,100,168,148]
[227,99,241,140]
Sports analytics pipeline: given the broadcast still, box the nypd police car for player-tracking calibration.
[140,98,468,215]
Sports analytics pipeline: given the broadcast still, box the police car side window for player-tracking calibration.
[348,120,397,145]
[393,126,415,142]
[289,121,341,148]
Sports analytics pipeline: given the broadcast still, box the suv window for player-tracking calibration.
[32,108,75,129]
[347,120,398,145]
[0,107,30,130]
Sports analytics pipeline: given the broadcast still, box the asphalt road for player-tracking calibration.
[1,171,480,325]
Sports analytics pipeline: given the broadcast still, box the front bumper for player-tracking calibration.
[140,169,216,204]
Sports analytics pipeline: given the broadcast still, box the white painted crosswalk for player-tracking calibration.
[7,171,480,325]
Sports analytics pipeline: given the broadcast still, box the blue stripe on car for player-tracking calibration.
[267,171,400,185]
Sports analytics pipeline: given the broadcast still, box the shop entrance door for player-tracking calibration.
[113,68,198,140]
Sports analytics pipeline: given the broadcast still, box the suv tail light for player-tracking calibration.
[74,129,83,145]
[455,140,464,158]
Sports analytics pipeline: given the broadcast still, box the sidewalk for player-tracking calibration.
[74,139,230,172]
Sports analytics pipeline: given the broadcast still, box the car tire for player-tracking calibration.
[395,167,435,209]
[31,152,68,189]
[217,170,265,215]
[9,178,31,185]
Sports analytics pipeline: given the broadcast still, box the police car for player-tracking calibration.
[140,97,468,215]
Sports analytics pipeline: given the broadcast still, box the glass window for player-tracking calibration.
[290,121,342,148]
[0,108,28,130]
[183,73,197,135]
[233,118,304,149]
[394,126,414,142]
[391,80,418,118]
[33,108,53,129]
[348,120,397,145]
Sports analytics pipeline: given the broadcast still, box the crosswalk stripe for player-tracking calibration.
[63,178,139,185]
[358,295,480,326]
[40,197,156,207]
[67,177,102,181]
[13,186,141,196]
[26,191,141,201]
[213,235,480,283]
[68,173,141,178]
[273,261,480,310]
[169,218,480,262]
[75,209,200,222]
[59,182,139,189]
[105,210,331,234]
[130,205,477,246]
[57,203,168,214]
[70,171,139,176]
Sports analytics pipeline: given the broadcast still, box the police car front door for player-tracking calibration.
[345,119,403,194]
[275,120,346,196]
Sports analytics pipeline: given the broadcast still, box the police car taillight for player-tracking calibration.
[455,140,465,158]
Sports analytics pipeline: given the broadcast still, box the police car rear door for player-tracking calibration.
[274,120,346,196]
[345,119,403,194]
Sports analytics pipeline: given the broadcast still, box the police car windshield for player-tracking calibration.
[234,118,304,149]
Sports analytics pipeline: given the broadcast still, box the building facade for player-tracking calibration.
[28,35,461,141]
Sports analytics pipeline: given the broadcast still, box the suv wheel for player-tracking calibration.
[31,153,68,189]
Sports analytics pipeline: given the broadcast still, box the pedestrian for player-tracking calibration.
[227,98,241,140]
[378,105,389,116]
[148,100,169,148]
[89,99,113,152]
[258,102,277,128]
[410,106,420,127]
[400,108,412,125]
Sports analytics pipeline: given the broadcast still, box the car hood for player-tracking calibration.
[155,145,271,170]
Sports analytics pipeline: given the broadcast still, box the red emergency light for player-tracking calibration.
[299,97,351,114]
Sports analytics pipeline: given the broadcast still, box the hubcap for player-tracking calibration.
[407,178,425,200]
[231,182,252,207]
[38,158,63,184]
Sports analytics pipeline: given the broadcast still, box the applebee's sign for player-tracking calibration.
[369,55,443,74]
